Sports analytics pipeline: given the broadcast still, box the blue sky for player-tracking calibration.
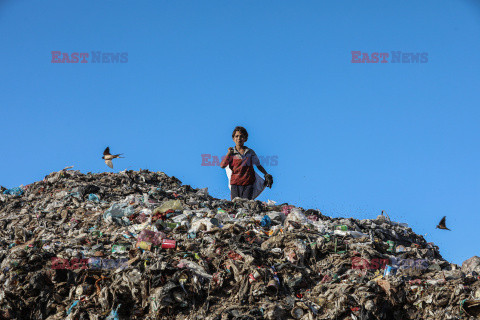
[1,0,479,265]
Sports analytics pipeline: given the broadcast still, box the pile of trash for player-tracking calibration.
[0,168,479,320]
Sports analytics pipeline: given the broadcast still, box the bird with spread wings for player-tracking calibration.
[102,147,124,169]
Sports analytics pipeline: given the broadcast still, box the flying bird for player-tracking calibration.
[102,147,124,169]
[436,216,451,231]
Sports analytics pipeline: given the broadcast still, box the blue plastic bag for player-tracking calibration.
[3,187,23,196]
[88,193,100,202]
[105,304,121,320]
[67,300,79,315]
[261,215,272,228]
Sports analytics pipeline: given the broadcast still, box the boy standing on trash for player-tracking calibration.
[220,126,273,200]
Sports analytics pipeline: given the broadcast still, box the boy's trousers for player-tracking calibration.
[231,184,254,200]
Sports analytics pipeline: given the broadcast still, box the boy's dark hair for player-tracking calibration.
[232,126,248,140]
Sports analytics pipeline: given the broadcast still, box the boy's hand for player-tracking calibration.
[264,174,273,188]
[227,147,234,155]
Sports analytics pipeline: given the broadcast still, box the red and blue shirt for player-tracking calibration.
[221,146,260,186]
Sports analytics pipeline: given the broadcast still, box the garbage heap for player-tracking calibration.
[1,169,479,320]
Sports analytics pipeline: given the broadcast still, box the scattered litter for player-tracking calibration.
[0,169,476,319]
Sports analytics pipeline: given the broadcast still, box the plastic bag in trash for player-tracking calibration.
[137,229,165,246]
[284,208,308,228]
[267,211,285,224]
[154,199,183,214]
[67,300,80,315]
[261,215,272,228]
[3,187,23,196]
[334,230,368,238]
[105,304,121,320]
[189,217,215,233]
[103,203,135,219]
[88,193,100,202]
[196,187,208,197]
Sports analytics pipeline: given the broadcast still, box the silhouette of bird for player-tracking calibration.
[102,147,124,169]
[436,216,451,231]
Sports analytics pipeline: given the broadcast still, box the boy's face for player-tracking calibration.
[233,131,246,147]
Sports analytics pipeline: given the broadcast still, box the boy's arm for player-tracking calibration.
[256,164,268,175]
[252,152,273,187]
[220,147,234,168]
[257,163,273,188]
[252,152,268,175]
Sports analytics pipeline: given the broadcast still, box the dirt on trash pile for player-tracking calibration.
[0,168,479,320]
